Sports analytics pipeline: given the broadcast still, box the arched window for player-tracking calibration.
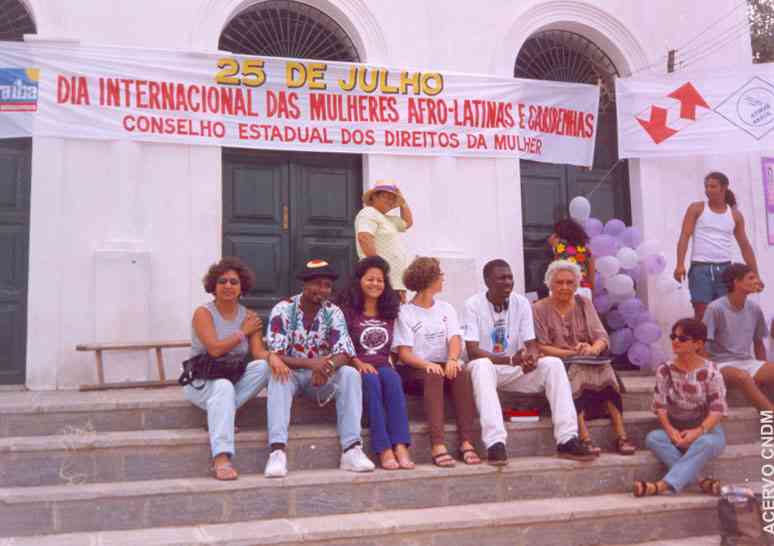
[0,0,35,41]
[219,0,363,314]
[515,30,631,294]
[219,0,359,62]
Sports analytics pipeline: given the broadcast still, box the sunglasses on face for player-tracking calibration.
[217,278,240,286]
[669,334,694,342]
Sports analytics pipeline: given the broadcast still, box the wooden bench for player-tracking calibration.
[76,341,191,391]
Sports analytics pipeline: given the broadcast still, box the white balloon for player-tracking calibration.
[636,239,660,259]
[569,196,591,221]
[616,247,639,269]
[606,274,634,296]
[596,255,621,278]
[656,275,681,294]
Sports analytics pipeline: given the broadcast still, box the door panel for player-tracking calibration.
[222,150,290,313]
[222,150,361,315]
[0,138,31,385]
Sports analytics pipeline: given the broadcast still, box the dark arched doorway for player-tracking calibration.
[218,1,363,314]
[0,0,35,384]
[515,30,631,294]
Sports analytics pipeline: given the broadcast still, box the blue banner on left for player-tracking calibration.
[0,68,39,112]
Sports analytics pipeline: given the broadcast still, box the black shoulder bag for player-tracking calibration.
[178,352,249,389]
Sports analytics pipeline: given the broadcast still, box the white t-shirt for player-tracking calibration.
[462,292,535,357]
[392,300,462,362]
[355,206,410,290]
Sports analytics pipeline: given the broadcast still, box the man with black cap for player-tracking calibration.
[263,259,375,477]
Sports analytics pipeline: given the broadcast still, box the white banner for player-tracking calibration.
[616,63,774,158]
[0,42,599,166]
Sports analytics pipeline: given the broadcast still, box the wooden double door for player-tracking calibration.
[0,138,31,385]
[222,149,362,316]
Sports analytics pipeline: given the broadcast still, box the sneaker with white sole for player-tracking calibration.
[339,445,375,472]
[264,449,288,478]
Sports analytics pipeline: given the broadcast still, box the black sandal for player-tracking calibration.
[699,478,721,496]
[633,480,661,497]
[580,437,601,457]
[431,451,456,467]
[458,448,481,465]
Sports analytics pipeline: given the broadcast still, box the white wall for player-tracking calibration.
[21,0,770,389]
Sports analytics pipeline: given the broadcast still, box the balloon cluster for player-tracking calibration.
[569,196,667,371]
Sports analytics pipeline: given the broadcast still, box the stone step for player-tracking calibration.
[606,537,720,546]
[0,444,760,537]
[0,408,761,487]
[0,379,756,437]
[1,490,741,546]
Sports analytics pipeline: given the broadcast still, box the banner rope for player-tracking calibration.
[585,158,624,198]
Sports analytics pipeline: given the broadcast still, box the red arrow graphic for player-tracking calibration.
[667,82,710,120]
[636,105,678,144]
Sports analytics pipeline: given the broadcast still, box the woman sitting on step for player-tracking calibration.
[532,260,635,456]
[337,256,415,470]
[392,257,481,467]
[185,257,286,481]
[634,318,727,497]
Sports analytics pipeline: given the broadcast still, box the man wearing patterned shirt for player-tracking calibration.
[262,259,375,478]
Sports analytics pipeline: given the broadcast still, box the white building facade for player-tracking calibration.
[1,0,770,389]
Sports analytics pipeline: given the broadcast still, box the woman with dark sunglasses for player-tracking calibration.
[634,318,727,497]
[186,257,287,481]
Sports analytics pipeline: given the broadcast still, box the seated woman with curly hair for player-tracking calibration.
[185,257,287,481]
[393,257,480,467]
[337,256,414,470]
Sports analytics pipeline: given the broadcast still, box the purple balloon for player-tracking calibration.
[634,321,662,344]
[643,253,666,275]
[606,308,626,330]
[622,263,643,284]
[590,234,620,258]
[584,217,604,238]
[620,227,643,249]
[603,219,626,237]
[592,275,605,295]
[650,347,668,367]
[593,293,612,314]
[627,341,652,368]
[618,297,645,323]
[610,327,634,355]
[627,310,653,328]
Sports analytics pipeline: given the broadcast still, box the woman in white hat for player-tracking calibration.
[355,182,413,303]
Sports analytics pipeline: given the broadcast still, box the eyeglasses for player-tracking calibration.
[217,278,240,286]
[669,334,694,342]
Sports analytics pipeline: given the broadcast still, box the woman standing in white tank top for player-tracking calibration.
[674,172,763,320]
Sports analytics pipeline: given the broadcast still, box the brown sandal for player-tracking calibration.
[432,451,456,467]
[580,438,602,457]
[210,461,238,481]
[380,451,400,471]
[459,448,481,465]
[699,478,721,496]
[616,437,636,455]
[633,480,660,497]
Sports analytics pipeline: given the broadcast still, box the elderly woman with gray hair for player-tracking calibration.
[532,259,635,456]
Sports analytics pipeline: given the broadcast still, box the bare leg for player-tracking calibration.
[607,401,626,438]
[722,366,774,412]
[692,302,708,321]
[578,412,590,442]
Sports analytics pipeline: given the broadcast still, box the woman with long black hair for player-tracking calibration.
[337,256,415,470]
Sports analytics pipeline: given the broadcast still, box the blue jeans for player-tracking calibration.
[645,426,726,492]
[183,359,270,458]
[688,262,730,304]
[362,366,411,454]
[268,366,363,449]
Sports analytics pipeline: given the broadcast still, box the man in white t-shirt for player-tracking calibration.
[355,182,413,301]
[462,259,592,464]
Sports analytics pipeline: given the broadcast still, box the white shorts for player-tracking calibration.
[717,359,766,378]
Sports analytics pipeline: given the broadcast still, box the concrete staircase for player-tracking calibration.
[0,375,761,545]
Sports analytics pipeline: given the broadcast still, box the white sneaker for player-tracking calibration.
[264,450,287,478]
[339,445,375,473]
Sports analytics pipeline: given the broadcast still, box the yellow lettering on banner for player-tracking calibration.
[421,73,444,96]
[307,63,327,90]
[286,62,307,88]
[379,69,399,94]
[339,66,357,91]
[399,71,420,95]
[241,60,266,87]
[215,58,240,86]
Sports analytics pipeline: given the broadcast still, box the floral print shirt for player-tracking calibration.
[552,238,591,287]
[267,294,355,359]
[652,359,728,422]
